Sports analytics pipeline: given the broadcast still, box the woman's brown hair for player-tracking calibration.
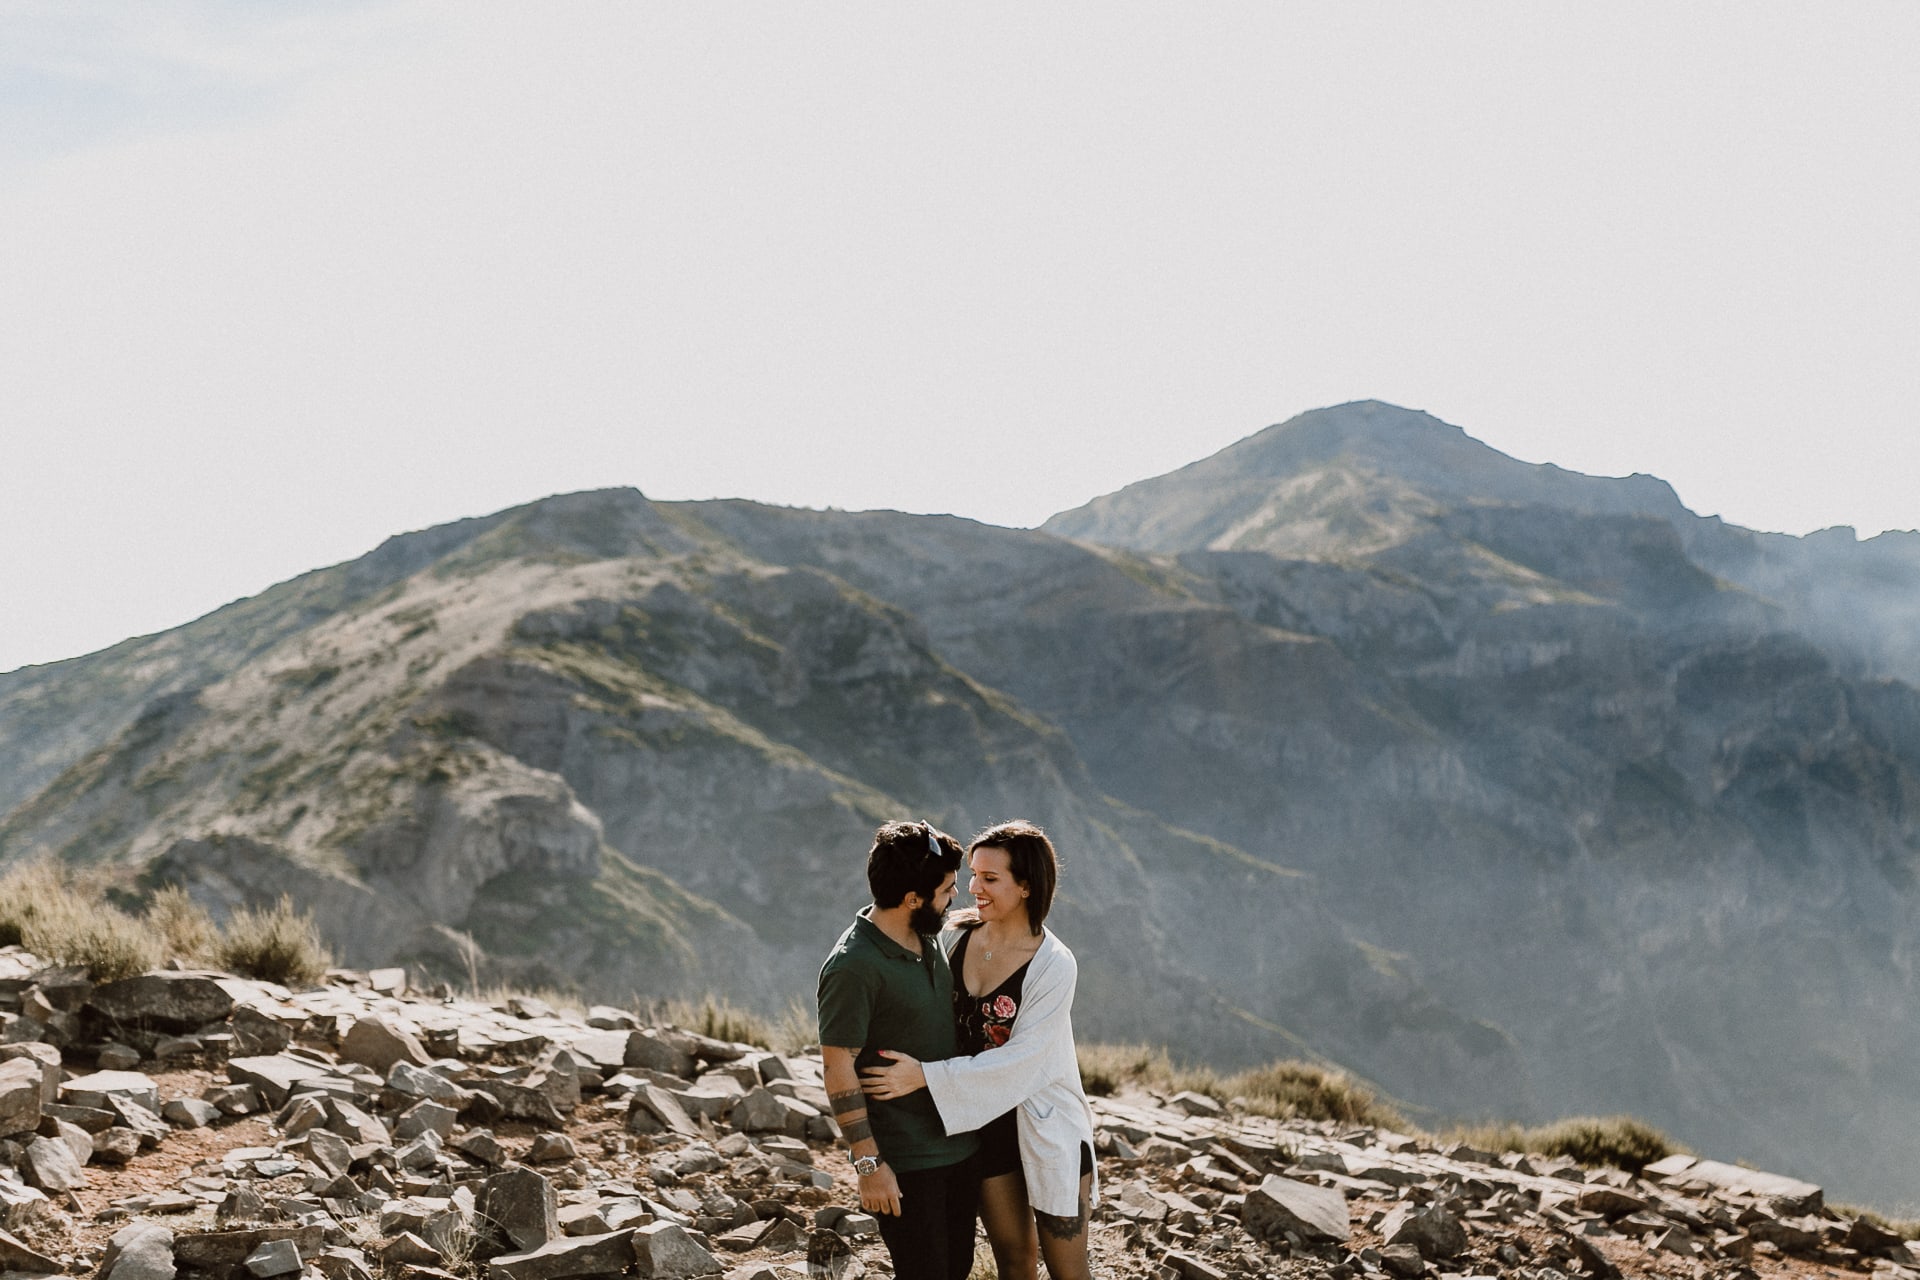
[967,819,1058,936]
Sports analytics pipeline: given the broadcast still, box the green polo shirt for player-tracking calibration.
[817,908,977,1172]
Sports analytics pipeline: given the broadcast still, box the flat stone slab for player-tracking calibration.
[59,1071,160,1113]
[226,1056,337,1108]
[174,1227,327,1271]
[1242,1174,1350,1244]
[486,1230,637,1280]
[0,1227,62,1274]
[1666,1159,1823,1209]
[86,973,236,1030]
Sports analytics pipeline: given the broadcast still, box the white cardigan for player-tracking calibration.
[920,927,1099,1218]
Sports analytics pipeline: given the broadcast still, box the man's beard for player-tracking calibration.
[909,901,947,935]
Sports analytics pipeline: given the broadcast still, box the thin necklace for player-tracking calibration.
[981,926,1025,962]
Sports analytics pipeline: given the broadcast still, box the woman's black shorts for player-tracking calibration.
[976,1111,1094,1182]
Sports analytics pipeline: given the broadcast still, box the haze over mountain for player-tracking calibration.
[5,400,1919,1205]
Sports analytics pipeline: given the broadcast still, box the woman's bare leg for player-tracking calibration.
[1031,1169,1095,1280]
[977,1171,1040,1280]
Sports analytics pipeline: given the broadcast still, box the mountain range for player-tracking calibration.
[4,400,1918,1205]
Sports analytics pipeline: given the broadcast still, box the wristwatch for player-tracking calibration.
[853,1154,883,1177]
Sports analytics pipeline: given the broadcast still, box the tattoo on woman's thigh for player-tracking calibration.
[1034,1205,1088,1241]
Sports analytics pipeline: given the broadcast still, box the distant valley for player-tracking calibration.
[6,400,1920,1205]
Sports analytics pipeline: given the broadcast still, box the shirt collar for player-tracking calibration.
[855,906,925,961]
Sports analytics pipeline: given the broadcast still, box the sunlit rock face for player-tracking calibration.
[7,402,1920,1203]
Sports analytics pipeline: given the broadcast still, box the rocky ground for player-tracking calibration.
[2,946,1915,1280]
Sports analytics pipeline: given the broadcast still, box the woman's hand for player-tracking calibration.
[858,1050,928,1099]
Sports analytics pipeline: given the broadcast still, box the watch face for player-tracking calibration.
[854,1156,879,1175]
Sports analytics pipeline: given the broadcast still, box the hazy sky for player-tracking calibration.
[3,2,1916,675]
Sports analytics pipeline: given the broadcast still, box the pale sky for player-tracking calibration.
[3,2,1916,675]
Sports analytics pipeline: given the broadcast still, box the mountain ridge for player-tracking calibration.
[5,402,1920,1203]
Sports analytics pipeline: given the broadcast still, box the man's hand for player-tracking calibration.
[859,1161,904,1216]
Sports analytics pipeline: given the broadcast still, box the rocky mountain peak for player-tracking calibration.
[1043,401,1688,558]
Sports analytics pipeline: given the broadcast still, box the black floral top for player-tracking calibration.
[951,927,1032,1055]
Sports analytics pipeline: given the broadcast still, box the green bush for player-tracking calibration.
[214,895,332,987]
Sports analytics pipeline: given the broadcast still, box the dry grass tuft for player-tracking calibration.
[0,861,159,981]
[654,993,816,1054]
[1077,1042,1405,1129]
[143,884,219,965]
[1450,1115,1681,1173]
[214,894,333,987]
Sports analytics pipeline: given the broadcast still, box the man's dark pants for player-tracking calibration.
[872,1154,979,1280]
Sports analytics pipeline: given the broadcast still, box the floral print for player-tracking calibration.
[953,929,1029,1057]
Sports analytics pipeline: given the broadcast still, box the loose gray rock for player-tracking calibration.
[101,1222,177,1280]
[59,1070,160,1113]
[162,1098,221,1129]
[725,1087,789,1134]
[394,1100,459,1142]
[479,1168,560,1254]
[23,1133,86,1192]
[526,1133,577,1163]
[0,1059,42,1138]
[1379,1203,1467,1260]
[387,1061,471,1106]
[242,1237,304,1278]
[108,1095,170,1147]
[324,1098,389,1145]
[1376,1243,1426,1278]
[91,1125,143,1165]
[229,1007,294,1057]
[0,1225,62,1274]
[451,1128,511,1167]
[0,1044,61,1108]
[96,1043,142,1071]
[624,1030,695,1077]
[341,1015,431,1074]
[557,1204,612,1237]
[86,973,235,1030]
[226,1056,333,1109]
[205,1084,261,1115]
[1242,1174,1349,1245]
[396,1128,443,1171]
[486,1229,637,1280]
[629,1086,700,1138]
[631,1222,720,1279]
[475,1079,567,1128]
[1576,1186,1650,1218]
[303,1129,354,1179]
[378,1232,445,1267]
[174,1226,327,1270]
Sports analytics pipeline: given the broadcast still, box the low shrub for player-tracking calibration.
[659,994,780,1049]
[143,885,218,965]
[652,994,816,1054]
[0,861,159,980]
[1452,1115,1681,1173]
[214,895,332,987]
[1076,1042,1405,1129]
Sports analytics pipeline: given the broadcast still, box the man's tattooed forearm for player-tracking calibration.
[838,1116,874,1144]
[1035,1205,1089,1241]
[828,1089,864,1116]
